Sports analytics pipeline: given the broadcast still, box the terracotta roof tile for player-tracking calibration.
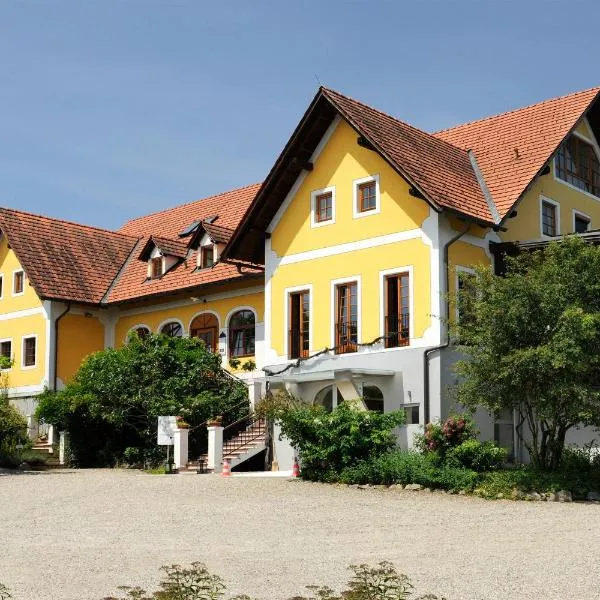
[321,88,493,222]
[140,235,189,260]
[202,221,234,244]
[0,208,138,304]
[434,87,600,219]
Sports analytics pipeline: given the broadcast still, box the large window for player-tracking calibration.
[314,385,344,412]
[555,135,600,198]
[190,313,219,352]
[384,273,410,348]
[541,200,558,237]
[335,282,358,354]
[288,290,310,359]
[160,321,183,337]
[363,385,384,413]
[229,310,255,358]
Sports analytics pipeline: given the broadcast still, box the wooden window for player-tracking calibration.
[190,313,219,352]
[13,271,24,294]
[315,192,333,223]
[556,135,600,198]
[200,246,215,269]
[0,275,3,299]
[542,201,557,236]
[229,310,255,358]
[23,336,36,367]
[574,213,590,233]
[150,257,163,279]
[335,282,358,354]
[358,181,377,213]
[0,340,11,361]
[384,273,410,348]
[288,290,310,359]
[160,321,183,337]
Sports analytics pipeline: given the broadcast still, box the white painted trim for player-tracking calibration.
[310,186,336,228]
[117,285,264,318]
[12,269,25,297]
[5,383,45,397]
[539,195,560,238]
[156,318,186,337]
[279,229,422,266]
[0,273,3,300]
[267,115,341,234]
[124,323,152,343]
[352,173,381,219]
[0,337,13,371]
[378,266,414,347]
[0,306,45,321]
[188,310,221,333]
[42,301,52,387]
[329,275,362,349]
[283,284,313,358]
[553,175,600,203]
[572,208,591,233]
[20,334,38,370]
[454,266,476,322]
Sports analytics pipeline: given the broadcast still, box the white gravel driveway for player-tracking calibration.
[1,469,598,600]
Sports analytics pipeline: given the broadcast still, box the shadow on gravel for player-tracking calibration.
[0,469,77,477]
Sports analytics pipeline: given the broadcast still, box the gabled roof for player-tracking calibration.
[434,86,600,220]
[0,207,138,304]
[139,235,189,260]
[202,221,234,244]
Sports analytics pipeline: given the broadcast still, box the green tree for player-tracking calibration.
[452,236,600,471]
[36,334,248,467]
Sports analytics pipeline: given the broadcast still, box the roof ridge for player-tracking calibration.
[433,85,600,135]
[320,87,469,156]
[0,206,137,240]
[120,182,262,229]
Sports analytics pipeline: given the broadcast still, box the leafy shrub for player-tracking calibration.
[445,439,506,472]
[102,561,442,599]
[415,414,477,459]
[0,397,29,467]
[259,393,405,482]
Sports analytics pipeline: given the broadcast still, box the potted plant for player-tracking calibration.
[207,415,223,427]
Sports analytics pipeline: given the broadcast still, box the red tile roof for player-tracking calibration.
[202,221,234,244]
[434,87,600,219]
[0,208,138,304]
[321,88,494,222]
[139,235,189,260]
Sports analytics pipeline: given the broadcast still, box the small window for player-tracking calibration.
[160,321,183,337]
[150,257,162,279]
[363,385,384,413]
[404,405,420,425]
[23,336,36,367]
[315,192,333,223]
[541,200,558,236]
[0,274,3,299]
[200,246,215,269]
[0,340,12,368]
[358,181,377,213]
[574,213,590,233]
[13,270,24,295]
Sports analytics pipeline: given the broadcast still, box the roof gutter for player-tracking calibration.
[422,220,471,424]
[53,303,71,391]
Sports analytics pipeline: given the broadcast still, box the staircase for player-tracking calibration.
[186,416,268,472]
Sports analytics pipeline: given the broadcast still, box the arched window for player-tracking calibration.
[228,310,255,358]
[363,385,384,413]
[314,385,344,412]
[160,321,183,337]
[190,313,219,352]
[128,326,150,341]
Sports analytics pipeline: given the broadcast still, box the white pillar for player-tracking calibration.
[59,431,68,465]
[207,425,224,473]
[247,380,263,411]
[173,428,189,469]
[26,415,38,440]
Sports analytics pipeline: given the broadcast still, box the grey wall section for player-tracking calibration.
[9,396,38,417]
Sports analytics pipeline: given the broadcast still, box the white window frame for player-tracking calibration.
[402,403,421,425]
[0,273,3,300]
[539,196,560,238]
[353,174,381,219]
[157,318,186,337]
[125,324,152,343]
[12,269,25,297]
[572,209,591,233]
[283,284,313,359]
[310,186,336,228]
[21,334,37,370]
[0,337,13,370]
[454,266,476,322]
[378,266,414,349]
[330,275,362,349]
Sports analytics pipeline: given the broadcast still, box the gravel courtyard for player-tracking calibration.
[1,469,599,600]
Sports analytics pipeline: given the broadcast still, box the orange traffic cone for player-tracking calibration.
[291,457,300,478]
[221,459,231,477]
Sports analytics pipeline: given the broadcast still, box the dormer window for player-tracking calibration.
[555,135,600,198]
[200,245,215,269]
[150,257,163,279]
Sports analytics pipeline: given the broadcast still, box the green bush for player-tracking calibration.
[415,413,477,459]
[0,397,29,467]
[445,439,507,472]
[259,394,405,482]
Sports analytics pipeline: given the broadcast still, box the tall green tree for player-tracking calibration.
[452,237,600,471]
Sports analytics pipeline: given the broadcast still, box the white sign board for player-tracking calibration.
[157,416,177,445]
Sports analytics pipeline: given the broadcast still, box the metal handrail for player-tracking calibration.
[187,398,250,433]
[222,416,266,458]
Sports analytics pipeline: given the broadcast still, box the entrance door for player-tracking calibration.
[190,313,219,352]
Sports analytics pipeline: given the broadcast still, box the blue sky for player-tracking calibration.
[1,1,599,230]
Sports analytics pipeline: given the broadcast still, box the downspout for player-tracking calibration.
[53,303,71,391]
[422,221,471,425]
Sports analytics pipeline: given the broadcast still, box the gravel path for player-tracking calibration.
[1,469,599,600]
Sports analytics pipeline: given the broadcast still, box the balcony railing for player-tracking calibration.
[385,313,410,348]
[288,328,309,359]
[335,320,358,354]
